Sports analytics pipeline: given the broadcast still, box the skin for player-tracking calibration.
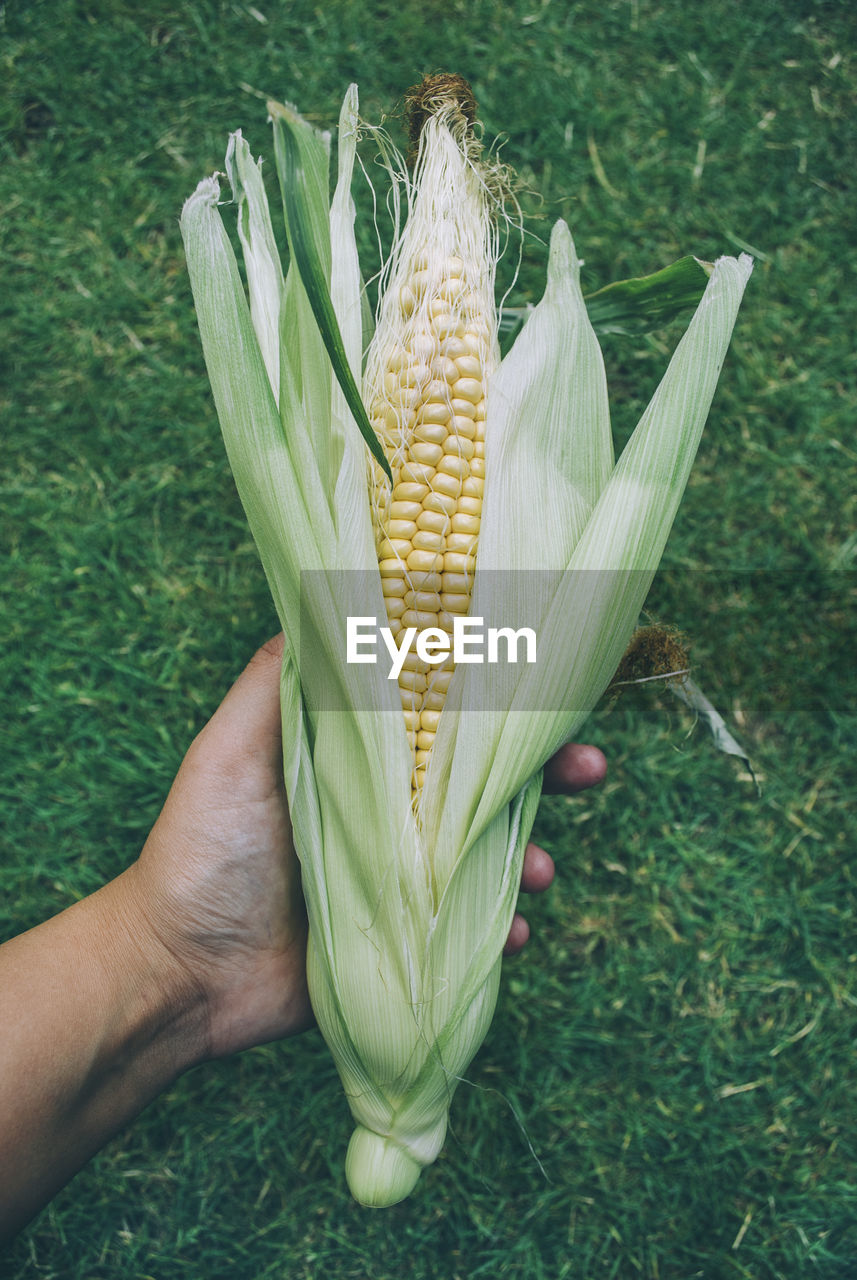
[0,635,606,1243]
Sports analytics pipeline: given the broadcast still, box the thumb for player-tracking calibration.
[196,634,286,763]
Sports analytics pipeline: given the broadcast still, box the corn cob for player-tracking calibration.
[364,77,499,797]
[182,75,753,1208]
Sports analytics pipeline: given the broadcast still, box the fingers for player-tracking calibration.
[542,742,606,794]
[520,843,555,893]
[503,843,553,956]
[505,740,605,955]
[503,913,530,957]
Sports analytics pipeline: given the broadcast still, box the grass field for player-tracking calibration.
[2,0,856,1276]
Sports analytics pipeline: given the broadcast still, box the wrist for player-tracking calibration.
[94,866,212,1079]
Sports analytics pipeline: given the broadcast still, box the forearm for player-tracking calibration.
[0,867,207,1242]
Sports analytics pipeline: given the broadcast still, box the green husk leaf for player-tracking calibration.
[328,84,378,546]
[269,99,392,482]
[584,255,713,335]
[498,254,712,348]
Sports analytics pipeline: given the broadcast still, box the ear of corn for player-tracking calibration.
[181,80,752,1207]
[364,92,497,798]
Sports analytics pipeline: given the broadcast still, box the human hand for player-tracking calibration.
[128,636,311,1061]
[504,741,607,956]
[127,635,606,1059]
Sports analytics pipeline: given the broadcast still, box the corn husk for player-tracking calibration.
[180,83,752,1206]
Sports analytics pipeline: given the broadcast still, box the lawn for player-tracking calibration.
[2,0,855,1276]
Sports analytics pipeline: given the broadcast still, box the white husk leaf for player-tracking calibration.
[225,131,284,401]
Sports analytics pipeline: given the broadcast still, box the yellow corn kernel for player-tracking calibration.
[451,377,482,404]
[438,334,470,360]
[431,355,459,383]
[457,495,481,516]
[390,500,423,521]
[416,509,450,535]
[442,571,472,595]
[405,570,442,593]
[451,513,480,535]
[416,402,452,428]
[397,669,428,694]
[393,481,430,503]
[444,551,476,573]
[400,650,432,674]
[449,415,477,440]
[443,434,475,461]
[377,536,413,560]
[405,590,443,612]
[410,330,437,362]
[410,441,444,467]
[436,454,471,479]
[413,421,449,447]
[402,609,445,630]
[431,314,465,340]
[440,592,470,614]
[401,460,436,485]
[378,557,405,577]
[412,528,446,553]
[407,549,445,574]
[428,475,463,502]
[454,354,481,379]
[387,519,418,540]
[446,532,478,555]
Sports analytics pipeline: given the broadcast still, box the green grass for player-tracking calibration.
[2,0,855,1275]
